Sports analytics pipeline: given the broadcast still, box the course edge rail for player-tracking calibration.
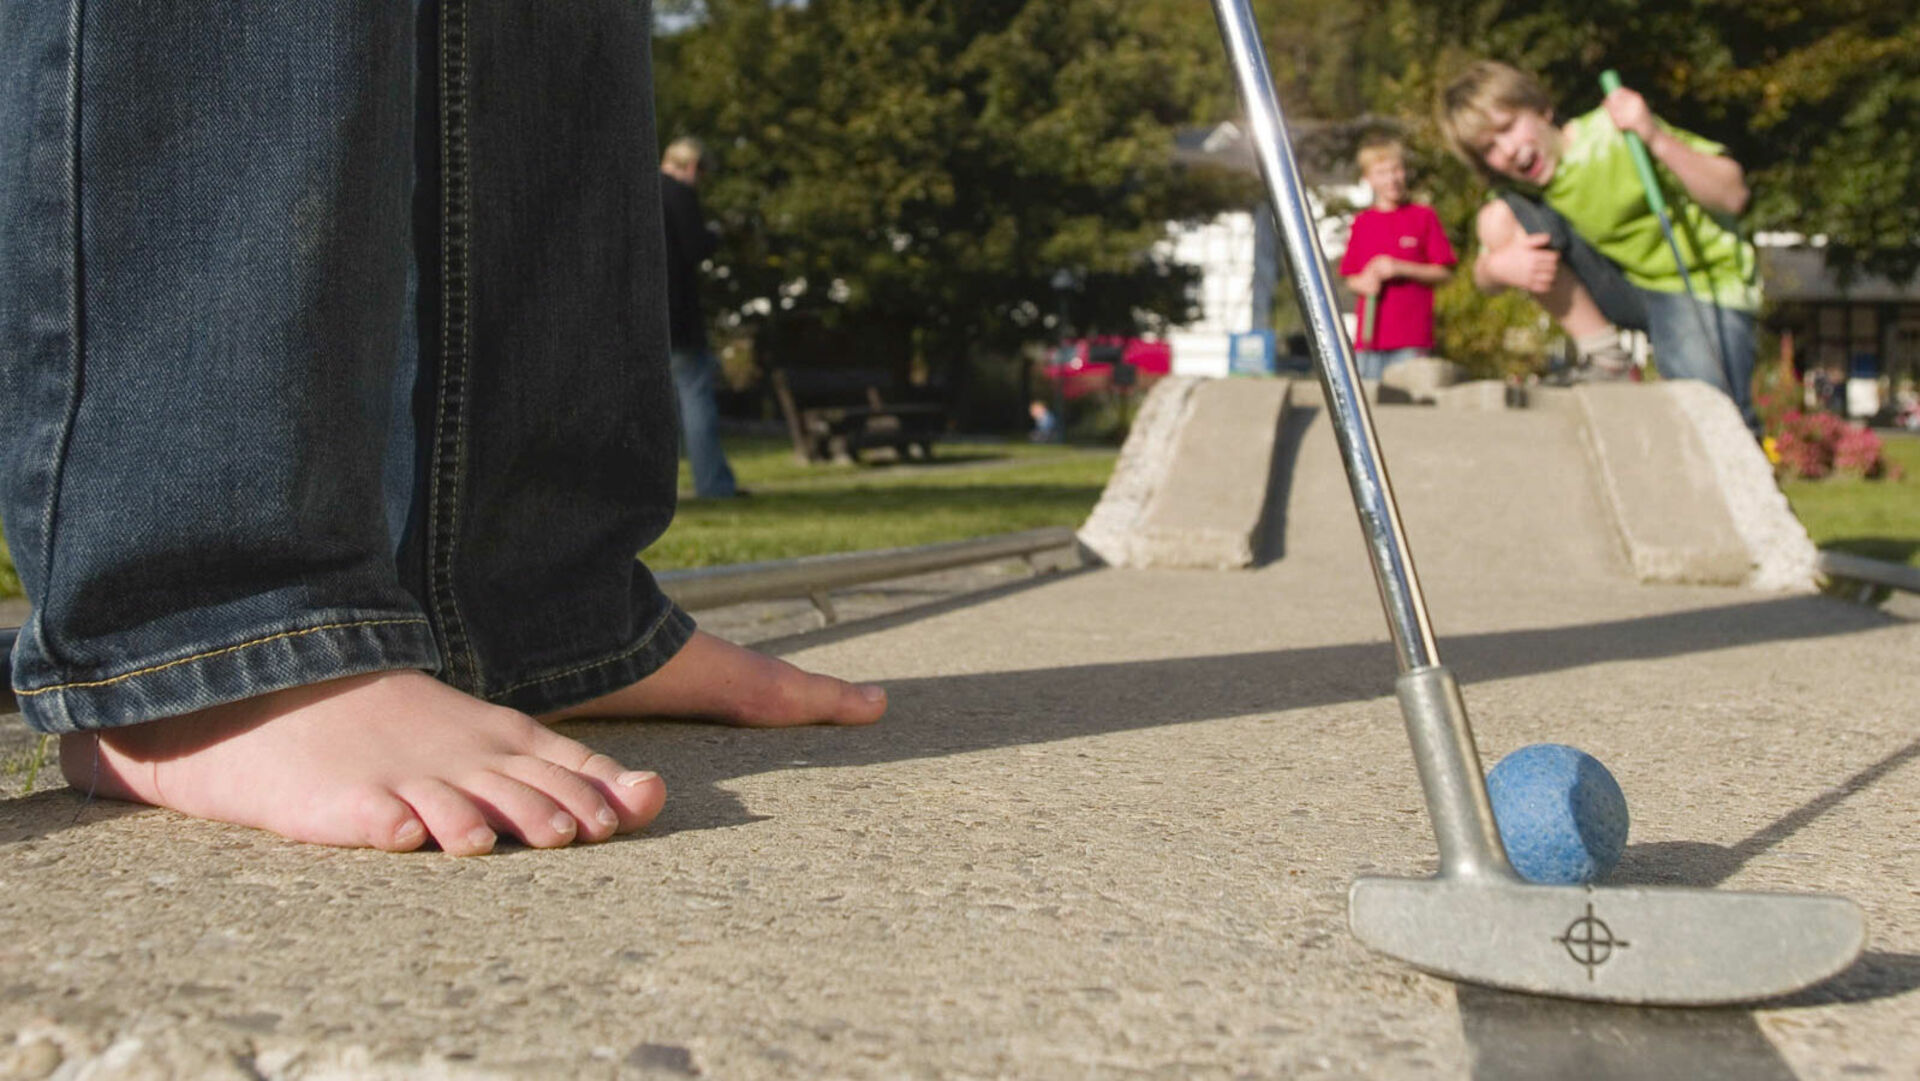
[0,527,1084,717]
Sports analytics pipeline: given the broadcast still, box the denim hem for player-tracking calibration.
[488,601,697,716]
[14,614,441,734]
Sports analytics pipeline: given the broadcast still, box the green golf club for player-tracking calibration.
[1599,69,1737,395]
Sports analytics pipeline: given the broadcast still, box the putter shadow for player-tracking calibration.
[1455,950,1920,1079]
[1612,736,1920,889]
[1456,984,1798,1081]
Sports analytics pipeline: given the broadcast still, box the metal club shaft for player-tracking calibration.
[1205,0,1438,675]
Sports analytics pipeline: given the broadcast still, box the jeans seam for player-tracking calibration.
[426,0,479,692]
[12,617,430,696]
[492,603,680,696]
[30,3,87,666]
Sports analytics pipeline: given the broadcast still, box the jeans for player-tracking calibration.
[669,347,739,498]
[1640,289,1760,436]
[1356,347,1425,381]
[0,2,693,733]
[1498,192,1758,435]
[1497,192,1649,332]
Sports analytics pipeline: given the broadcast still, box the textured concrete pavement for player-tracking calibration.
[1,390,1915,1079]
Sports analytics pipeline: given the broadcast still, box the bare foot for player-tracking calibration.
[541,630,887,727]
[60,670,666,854]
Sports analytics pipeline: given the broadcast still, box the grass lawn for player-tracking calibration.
[1779,433,1920,569]
[1,429,1910,596]
[647,435,1118,569]
[0,438,1116,598]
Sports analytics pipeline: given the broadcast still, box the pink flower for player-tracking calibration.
[1833,425,1886,477]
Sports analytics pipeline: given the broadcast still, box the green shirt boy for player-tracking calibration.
[1544,107,1759,312]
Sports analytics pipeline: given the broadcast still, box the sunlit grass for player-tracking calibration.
[1781,434,1920,569]
[648,436,1117,569]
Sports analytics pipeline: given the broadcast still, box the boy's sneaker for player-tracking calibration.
[1572,330,1634,382]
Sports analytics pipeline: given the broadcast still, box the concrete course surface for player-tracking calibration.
[0,389,1916,1079]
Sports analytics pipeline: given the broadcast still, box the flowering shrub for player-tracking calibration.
[1751,360,1801,438]
[1774,410,1903,481]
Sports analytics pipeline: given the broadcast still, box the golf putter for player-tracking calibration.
[1208,0,1865,1005]
[1599,69,1737,394]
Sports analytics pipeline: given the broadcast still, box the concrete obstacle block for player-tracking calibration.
[1075,377,1203,567]
[1076,376,1292,569]
[1376,357,1465,405]
[1663,380,1820,592]
[1574,380,1818,591]
[1434,379,1523,411]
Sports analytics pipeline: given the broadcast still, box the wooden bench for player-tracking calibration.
[770,367,947,464]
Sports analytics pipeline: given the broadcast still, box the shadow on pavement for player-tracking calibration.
[582,593,1907,843]
[1615,736,1920,889]
[1454,949,1920,1079]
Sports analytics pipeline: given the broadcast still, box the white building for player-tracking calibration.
[1161,121,1366,375]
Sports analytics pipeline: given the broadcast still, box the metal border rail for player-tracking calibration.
[657,526,1080,622]
[0,528,1083,716]
[1816,549,1920,600]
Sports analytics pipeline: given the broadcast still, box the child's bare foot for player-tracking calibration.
[60,670,665,854]
[541,630,887,727]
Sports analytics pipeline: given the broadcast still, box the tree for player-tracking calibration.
[654,0,1249,416]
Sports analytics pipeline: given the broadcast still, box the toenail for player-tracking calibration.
[860,684,885,702]
[550,812,576,835]
[394,819,424,846]
[597,807,620,827]
[466,826,496,852]
[618,770,659,787]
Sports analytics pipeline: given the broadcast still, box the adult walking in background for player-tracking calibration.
[660,137,742,499]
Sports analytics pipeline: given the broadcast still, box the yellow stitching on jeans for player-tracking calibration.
[495,604,683,696]
[14,617,430,696]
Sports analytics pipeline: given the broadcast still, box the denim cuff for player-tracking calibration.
[14,612,441,734]
[486,599,697,716]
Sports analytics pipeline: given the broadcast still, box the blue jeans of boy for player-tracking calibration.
[0,2,693,732]
[669,348,740,498]
[1356,347,1425,381]
[1498,191,1759,435]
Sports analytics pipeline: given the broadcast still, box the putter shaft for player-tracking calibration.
[1210,0,1865,1005]
[1207,0,1437,675]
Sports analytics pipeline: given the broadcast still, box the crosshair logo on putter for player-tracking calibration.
[1556,903,1630,979]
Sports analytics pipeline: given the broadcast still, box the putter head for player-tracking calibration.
[1350,873,1866,1006]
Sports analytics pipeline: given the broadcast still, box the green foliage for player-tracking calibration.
[656,0,1247,391]
[1432,273,1558,378]
[1383,0,1920,282]
[655,0,1920,390]
[1750,351,1801,438]
[0,521,18,600]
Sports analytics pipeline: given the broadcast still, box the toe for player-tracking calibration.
[502,754,622,843]
[532,735,665,834]
[396,777,498,856]
[743,667,888,728]
[833,678,888,726]
[461,771,579,849]
[344,786,431,852]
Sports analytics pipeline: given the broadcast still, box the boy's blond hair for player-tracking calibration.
[1355,136,1404,174]
[1437,60,1553,177]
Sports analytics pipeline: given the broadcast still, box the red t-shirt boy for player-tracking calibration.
[1338,137,1457,378]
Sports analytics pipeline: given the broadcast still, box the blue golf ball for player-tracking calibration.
[1486,743,1629,885]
